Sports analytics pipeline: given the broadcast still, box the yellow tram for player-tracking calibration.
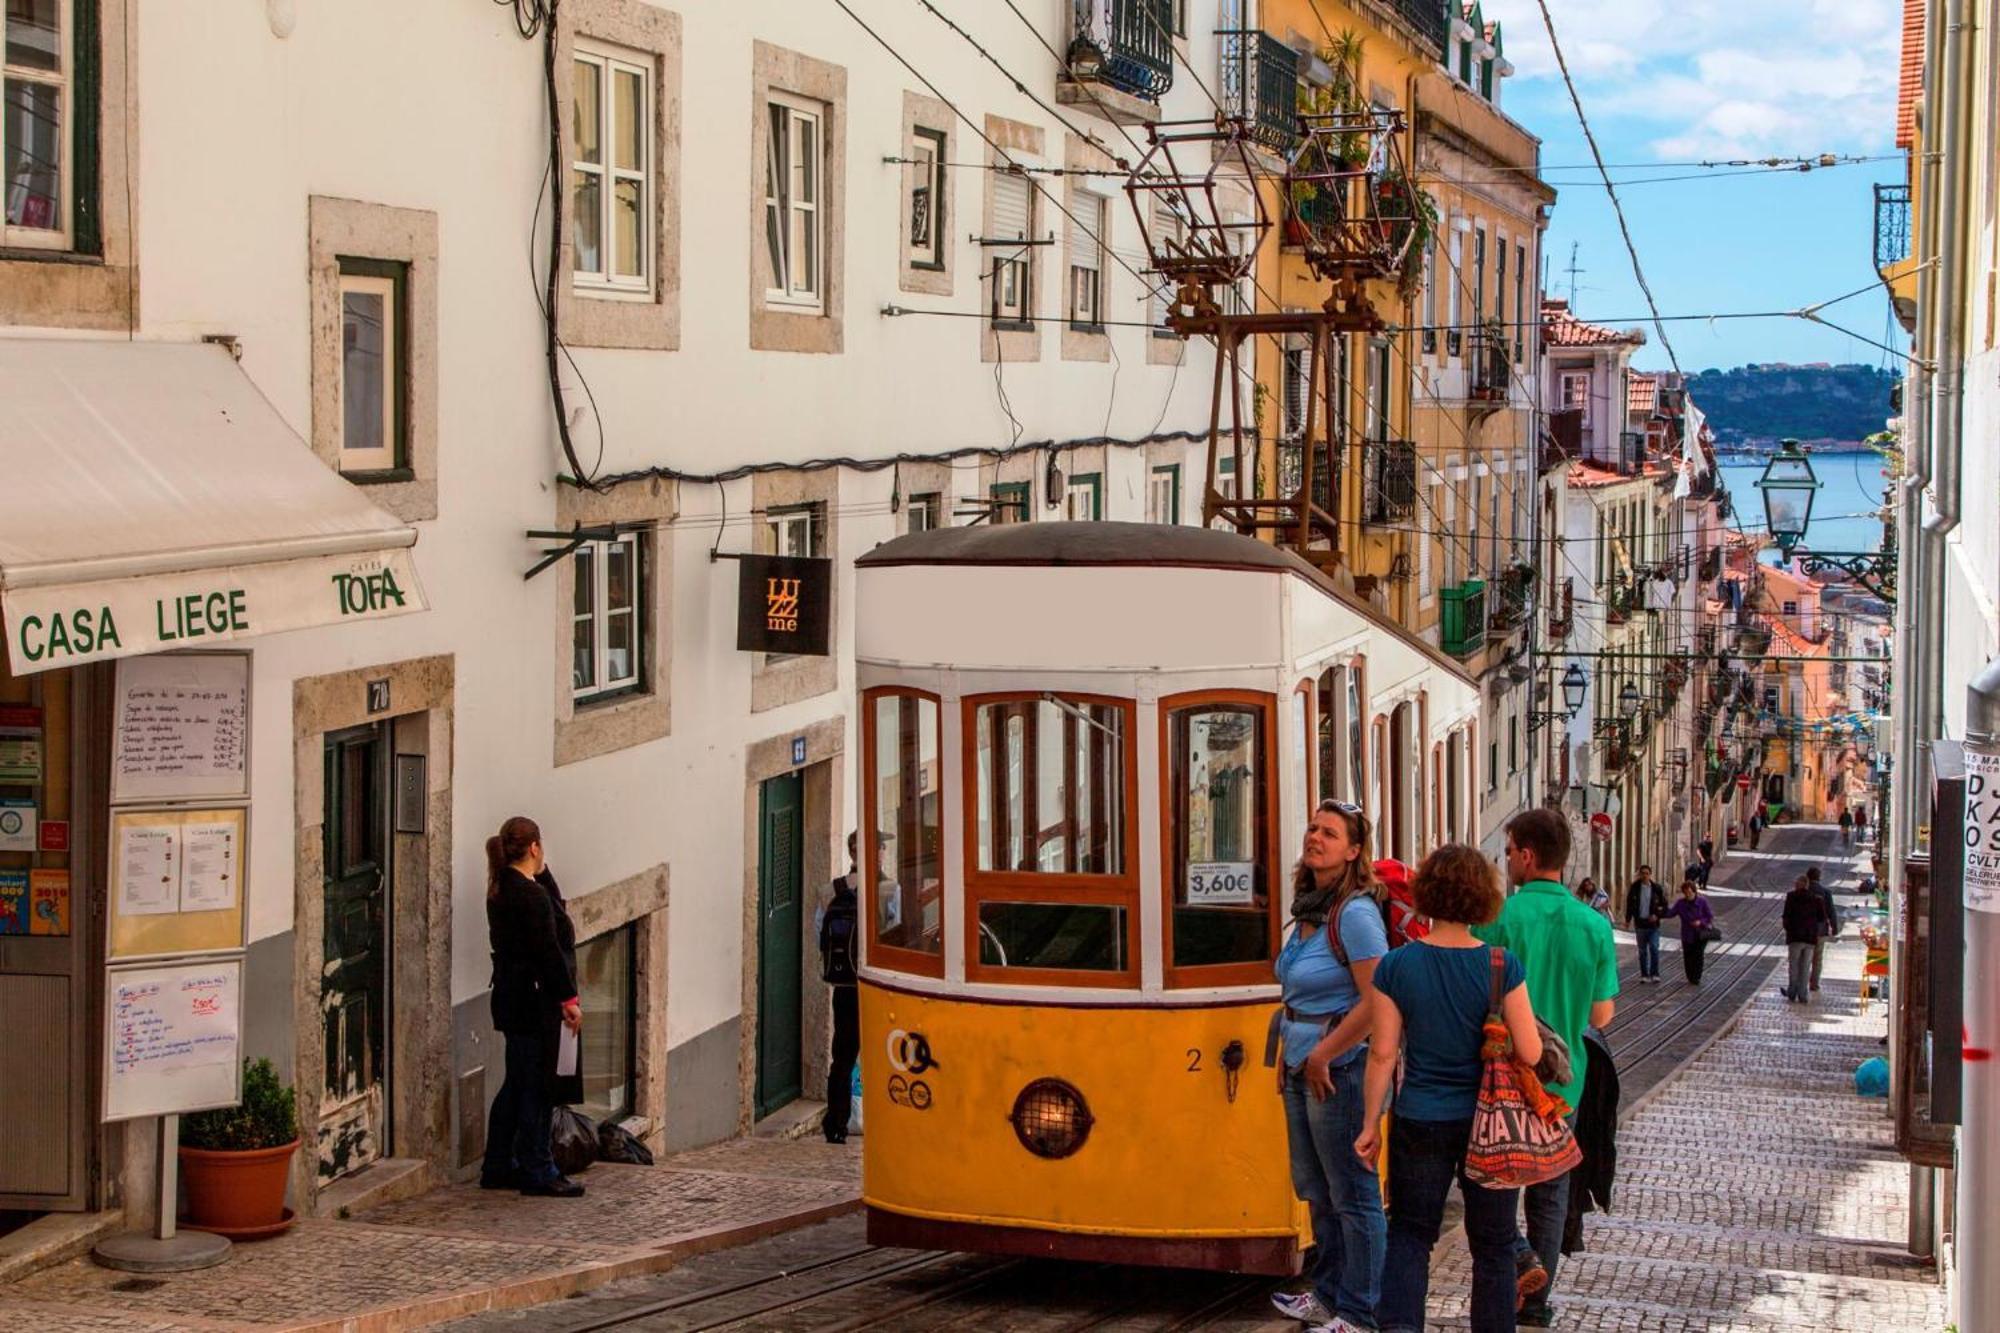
[852,521,1480,1274]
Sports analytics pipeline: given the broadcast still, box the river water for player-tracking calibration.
[1718,452,1889,559]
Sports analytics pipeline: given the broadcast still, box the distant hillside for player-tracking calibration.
[1686,364,1899,449]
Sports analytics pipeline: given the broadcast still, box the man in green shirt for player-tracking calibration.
[1473,807,1618,1326]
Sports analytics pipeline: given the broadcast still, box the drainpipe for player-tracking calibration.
[1925,0,1972,543]
[1956,657,2000,1327]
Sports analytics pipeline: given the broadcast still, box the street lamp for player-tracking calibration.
[1619,679,1642,720]
[1560,661,1588,718]
[1755,439,1822,558]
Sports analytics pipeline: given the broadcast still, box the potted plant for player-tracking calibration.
[179,1057,300,1238]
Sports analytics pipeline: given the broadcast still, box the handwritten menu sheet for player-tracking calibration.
[113,655,249,803]
[108,808,246,960]
[104,960,242,1121]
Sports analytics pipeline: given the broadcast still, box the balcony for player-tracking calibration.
[1487,568,1529,637]
[1603,575,1639,625]
[1217,28,1300,153]
[1441,579,1487,658]
[1874,182,1917,332]
[1365,440,1418,523]
[1546,577,1574,644]
[1543,409,1583,471]
[1699,545,1723,583]
[1469,320,1510,403]
[1585,428,1645,475]
[1059,0,1175,124]
[1388,0,1448,52]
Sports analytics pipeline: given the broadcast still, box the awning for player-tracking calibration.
[1,339,427,674]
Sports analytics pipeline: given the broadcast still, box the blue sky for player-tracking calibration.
[1477,0,1908,373]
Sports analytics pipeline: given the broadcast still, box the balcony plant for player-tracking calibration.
[179,1057,300,1238]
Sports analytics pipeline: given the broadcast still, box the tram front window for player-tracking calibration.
[865,689,944,969]
[1167,699,1274,973]
[973,698,1127,875]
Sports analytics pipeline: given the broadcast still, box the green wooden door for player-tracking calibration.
[320,724,390,1179]
[755,772,805,1118]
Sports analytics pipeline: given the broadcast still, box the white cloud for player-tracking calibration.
[1478,0,1902,159]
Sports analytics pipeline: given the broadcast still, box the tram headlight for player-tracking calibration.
[1009,1078,1094,1159]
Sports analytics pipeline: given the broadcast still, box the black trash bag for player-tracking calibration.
[550,1106,597,1176]
[597,1119,655,1166]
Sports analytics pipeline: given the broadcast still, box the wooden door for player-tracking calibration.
[319,723,390,1180]
[755,772,805,1118]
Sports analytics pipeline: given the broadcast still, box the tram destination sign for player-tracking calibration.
[735,555,831,656]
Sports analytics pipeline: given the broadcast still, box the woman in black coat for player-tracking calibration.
[480,816,585,1197]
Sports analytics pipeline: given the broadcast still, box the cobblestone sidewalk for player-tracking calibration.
[1418,831,1945,1331]
[0,1135,859,1332]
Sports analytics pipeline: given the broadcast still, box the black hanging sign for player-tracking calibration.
[735,555,832,656]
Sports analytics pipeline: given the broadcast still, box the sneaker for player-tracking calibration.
[1516,1250,1550,1308]
[1270,1290,1335,1323]
[1517,1302,1557,1327]
[1305,1320,1373,1333]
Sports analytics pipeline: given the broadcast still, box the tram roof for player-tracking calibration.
[858,521,1316,575]
[858,522,1478,686]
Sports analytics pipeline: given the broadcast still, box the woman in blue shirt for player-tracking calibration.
[1268,800,1390,1332]
[1356,845,1544,1333]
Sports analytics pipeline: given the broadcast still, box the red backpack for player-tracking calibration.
[1326,860,1428,968]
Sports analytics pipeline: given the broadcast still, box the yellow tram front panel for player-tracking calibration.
[860,981,1308,1261]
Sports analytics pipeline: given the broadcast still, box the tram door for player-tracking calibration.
[756,772,805,1117]
[321,723,392,1179]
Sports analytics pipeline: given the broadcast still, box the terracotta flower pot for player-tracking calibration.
[180,1139,299,1238]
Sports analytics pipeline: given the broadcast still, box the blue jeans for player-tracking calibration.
[1512,1114,1577,1312]
[1377,1115,1519,1333]
[483,1027,559,1187]
[1635,926,1661,978]
[1283,1058,1385,1327]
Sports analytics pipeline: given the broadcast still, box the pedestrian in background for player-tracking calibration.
[1625,866,1668,984]
[1854,805,1869,844]
[1806,866,1841,994]
[1474,809,1619,1327]
[1663,880,1715,986]
[1269,800,1390,1331]
[1838,808,1854,846]
[1359,844,1543,1333]
[1748,810,1765,851]
[1698,836,1716,883]
[1573,877,1609,918]
[481,816,586,1198]
[816,833,864,1144]
[1781,874,1834,1003]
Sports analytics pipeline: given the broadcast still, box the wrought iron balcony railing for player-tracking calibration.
[1217,28,1299,152]
[1365,440,1418,523]
[1070,0,1175,101]
[1875,182,1912,272]
[1543,409,1583,470]
[1388,0,1448,52]
[1470,320,1510,400]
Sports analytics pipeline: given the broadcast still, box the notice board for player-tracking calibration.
[107,807,247,961]
[104,957,243,1122]
[112,654,250,804]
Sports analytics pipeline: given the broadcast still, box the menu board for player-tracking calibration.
[112,654,249,804]
[107,808,247,961]
[103,958,243,1122]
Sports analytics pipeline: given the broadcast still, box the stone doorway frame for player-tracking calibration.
[291,655,454,1211]
[736,715,845,1132]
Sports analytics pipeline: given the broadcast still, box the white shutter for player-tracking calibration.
[1067,193,1101,272]
[993,170,1032,240]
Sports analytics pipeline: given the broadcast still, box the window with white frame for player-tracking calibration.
[990,167,1034,325]
[1513,242,1526,363]
[1063,473,1102,521]
[1148,465,1180,524]
[1281,341,1312,440]
[1148,201,1181,333]
[1067,192,1106,328]
[907,491,943,533]
[573,41,652,295]
[1420,484,1436,598]
[909,126,946,271]
[3,0,69,249]
[573,533,645,702]
[1446,232,1463,357]
[765,92,825,309]
[337,257,405,475]
[1422,240,1438,354]
[767,502,823,558]
[1560,370,1590,424]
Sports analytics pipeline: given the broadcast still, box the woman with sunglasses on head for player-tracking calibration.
[1357,844,1543,1333]
[1268,799,1390,1333]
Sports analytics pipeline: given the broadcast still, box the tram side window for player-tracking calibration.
[868,691,944,964]
[1167,702,1273,969]
[970,696,1134,977]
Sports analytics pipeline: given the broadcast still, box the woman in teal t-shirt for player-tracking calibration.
[1357,845,1543,1333]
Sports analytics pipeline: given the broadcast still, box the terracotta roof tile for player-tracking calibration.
[1898,0,1925,149]
[1629,374,1658,416]
[1544,298,1646,348]
[1567,460,1669,489]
